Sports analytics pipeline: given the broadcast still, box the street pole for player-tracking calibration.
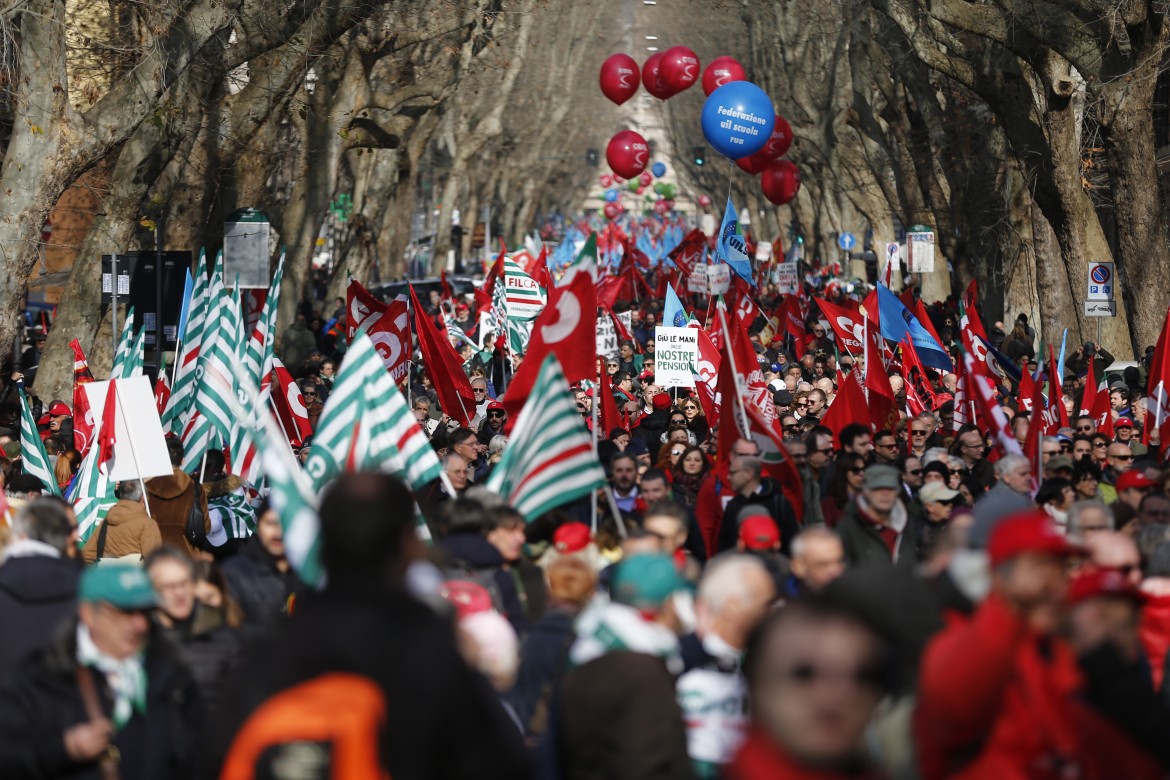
[111,253,119,357]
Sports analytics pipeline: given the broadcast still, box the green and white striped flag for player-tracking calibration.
[164,249,209,436]
[485,354,606,521]
[230,360,323,586]
[71,422,117,544]
[244,252,284,395]
[208,491,256,540]
[17,390,61,496]
[503,257,546,319]
[304,330,442,492]
[194,254,237,450]
[109,309,142,379]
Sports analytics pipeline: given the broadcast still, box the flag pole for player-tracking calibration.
[715,298,751,440]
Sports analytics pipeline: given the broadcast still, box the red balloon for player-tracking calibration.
[702,56,746,96]
[636,185,646,195]
[659,46,700,94]
[599,173,613,188]
[663,199,676,211]
[639,171,653,187]
[641,52,677,99]
[604,202,621,219]
[654,200,669,215]
[761,159,801,205]
[736,115,795,174]
[600,53,640,106]
[698,194,712,208]
[613,175,626,185]
[606,130,650,179]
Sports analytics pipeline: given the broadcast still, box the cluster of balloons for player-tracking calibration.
[699,73,801,205]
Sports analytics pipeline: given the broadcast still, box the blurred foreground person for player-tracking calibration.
[0,565,202,779]
[725,594,891,779]
[211,473,530,779]
[916,509,1166,780]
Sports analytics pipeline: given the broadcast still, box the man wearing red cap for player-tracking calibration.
[916,510,1164,780]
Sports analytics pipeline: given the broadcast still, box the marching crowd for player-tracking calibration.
[1,277,1170,780]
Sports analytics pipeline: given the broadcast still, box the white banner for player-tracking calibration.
[707,265,731,295]
[655,326,698,388]
[596,311,632,358]
[774,261,799,295]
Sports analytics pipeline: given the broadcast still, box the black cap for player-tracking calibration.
[773,389,793,406]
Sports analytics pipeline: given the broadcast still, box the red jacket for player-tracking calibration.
[694,462,734,558]
[725,728,884,780]
[916,593,1161,780]
[1140,592,1170,692]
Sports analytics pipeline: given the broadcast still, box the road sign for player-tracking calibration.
[906,230,935,273]
[838,232,856,251]
[886,242,900,261]
[1084,300,1117,318]
[1087,262,1114,301]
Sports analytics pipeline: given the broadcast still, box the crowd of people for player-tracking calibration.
[0,273,1169,780]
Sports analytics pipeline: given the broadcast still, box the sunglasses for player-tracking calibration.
[784,425,799,432]
[907,469,923,476]
[849,467,866,474]
[473,388,487,394]
[1094,442,1109,448]
[487,411,505,418]
[911,429,927,436]
[302,392,317,399]
[1076,425,1094,432]
[1113,453,1134,461]
[796,402,809,408]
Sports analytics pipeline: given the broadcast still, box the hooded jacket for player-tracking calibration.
[0,545,81,671]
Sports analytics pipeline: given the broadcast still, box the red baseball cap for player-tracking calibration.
[554,522,592,554]
[440,580,493,618]
[652,392,672,410]
[988,509,1084,567]
[1115,417,1134,428]
[739,514,780,551]
[1067,568,1144,605]
[1116,469,1155,492]
[486,400,505,413]
[47,401,71,417]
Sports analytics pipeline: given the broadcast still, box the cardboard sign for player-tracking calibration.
[596,311,632,358]
[774,261,799,295]
[687,265,709,294]
[655,326,698,388]
[82,376,173,483]
[707,264,732,295]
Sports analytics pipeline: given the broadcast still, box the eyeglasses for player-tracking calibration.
[910,429,927,436]
[1094,442,1108,448]
[1076,425,1094,432]
[796,402,809,409]
[1042,449,1062,457]
[302,392,317,399]
[876,442,896,449]
[961,441,985,449]
[816,447,834,454]
[473,388,487,394]
[682,406,697,412]
[906,469,923,476]
[487,411,505,418]
[1112,453,1134,461]
[784,425,799,432]
[849,467,866,474]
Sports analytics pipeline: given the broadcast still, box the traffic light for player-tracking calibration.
[585,148,599,167]
[693,146,705,166]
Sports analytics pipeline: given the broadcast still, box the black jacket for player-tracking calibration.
[204,582,530,780]
[718,478,801,556]
[0,620,203,780]
[154,602,242,708]
[835,496,922,572]
[0,553,81,672]
[438,534,529,634]
[221,539,304,634]
[636,410,672,456]
[510,609,577,734]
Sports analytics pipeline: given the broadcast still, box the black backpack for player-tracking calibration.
[184,476,212,552]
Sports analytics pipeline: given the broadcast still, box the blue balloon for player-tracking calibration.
[604,188,619,202]
[651,162,667,178]
[700,82,775,158]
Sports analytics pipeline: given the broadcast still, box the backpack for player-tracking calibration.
[220,673,390,780]
[183,476,212,553]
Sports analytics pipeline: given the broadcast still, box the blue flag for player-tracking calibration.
[875,285,953,371]
[1056,328,1069,381]
[716,197,754,285]
[176,269,194,340]
[664,285,687,328]
[976,335,1022,383]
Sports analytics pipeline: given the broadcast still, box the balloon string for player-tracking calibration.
[727,158,734,204]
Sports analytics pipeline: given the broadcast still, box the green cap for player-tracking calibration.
[80,565,158,610]
[611,553,684,609]
[864,464,902,491]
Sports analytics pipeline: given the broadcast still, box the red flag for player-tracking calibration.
[864,323,896,431]
[668,229,705,277]
[1085,357,1114,439]
[366,296,412,388]
[409,285,477,426]
[1079,357,1097,418]
[1023,366,1046,484]
[902,337,938,411]
[777,296,807,359]
[743,399,805,522]
[270,358,313,447]
[821,370,870,447]
[728,310,775,426]
[965,351,1022,459]
[815,298,864,356]
[601,304,641,353]
[70,339,96,455]
[98,380,118,475]
[1145,305,1170,458]
[693,329,721,422]
[154,375,170,417]
[715,341,748,465]
[598,372,624,436]
[1044,346,1069,434]
[730,277,760,325]
[911,298,945,350]
[597,266,652,308]
[500,272,597,427]
[347,277,388,340]
[528,244,552,291]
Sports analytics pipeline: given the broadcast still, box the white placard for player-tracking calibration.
[706,264,731,295]
[687,265,708,293]
[774,261,799,295]
[755,242,773,262]
[82,376,173,483]
[655,326,698,388]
